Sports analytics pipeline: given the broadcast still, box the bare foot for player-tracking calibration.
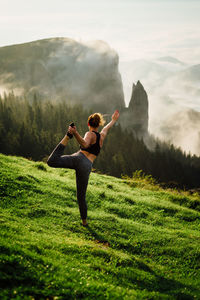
[82,219,88,226]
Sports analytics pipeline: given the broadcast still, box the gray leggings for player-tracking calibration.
[47,143,92,220]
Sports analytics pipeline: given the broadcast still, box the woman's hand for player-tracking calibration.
[112,110,120,122]
[68,125,77,135]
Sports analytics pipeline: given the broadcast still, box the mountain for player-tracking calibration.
[120,81,149,138]
[0,38,125,112]
[0,38,151,140]
[2,38,199,155]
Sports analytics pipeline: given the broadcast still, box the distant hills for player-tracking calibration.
[156,56,186,65]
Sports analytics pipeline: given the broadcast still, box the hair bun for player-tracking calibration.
[88,113,105,128]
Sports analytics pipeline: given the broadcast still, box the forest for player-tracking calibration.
[0,92,200,189]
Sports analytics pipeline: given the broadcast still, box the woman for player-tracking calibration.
[47,109,120,226]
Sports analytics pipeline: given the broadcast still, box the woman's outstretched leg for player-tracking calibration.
[47,136,75,169]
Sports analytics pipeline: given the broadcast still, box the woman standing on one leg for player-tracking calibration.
[47,110,120,226]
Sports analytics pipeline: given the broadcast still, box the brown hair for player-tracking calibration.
[88,113,105,128]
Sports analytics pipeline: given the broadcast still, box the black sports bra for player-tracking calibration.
[80,131,101,156]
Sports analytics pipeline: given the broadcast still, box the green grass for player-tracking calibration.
[0,153,200,299]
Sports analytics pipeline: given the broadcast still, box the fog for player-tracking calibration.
[46,38,125,111]
[0,73,24,97]
[119,56,200,155]
[160,109,200,156]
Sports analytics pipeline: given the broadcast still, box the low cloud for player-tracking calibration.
[159,109,200,156]
[119,55,200,155]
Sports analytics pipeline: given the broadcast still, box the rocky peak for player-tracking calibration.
[119,81,149,139]
[129,81,148,110]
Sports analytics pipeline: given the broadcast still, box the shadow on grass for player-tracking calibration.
[0,258,46,299]
[107,258,199,299]
[86,225,110,246]
[83,226,199,298]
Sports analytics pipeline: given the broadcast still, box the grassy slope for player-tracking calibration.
[0,153,200,300]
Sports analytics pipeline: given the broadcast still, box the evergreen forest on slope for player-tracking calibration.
[0,92,200,189]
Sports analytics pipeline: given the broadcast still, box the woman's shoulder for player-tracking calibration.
[85,131,93,135]
[85,131,96,141]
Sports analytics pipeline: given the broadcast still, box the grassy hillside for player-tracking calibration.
[0,153,200,299]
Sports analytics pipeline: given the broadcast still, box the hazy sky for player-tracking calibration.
[1,0,200,63]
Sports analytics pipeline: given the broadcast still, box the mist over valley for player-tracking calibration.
[120,56,200,155]
[0,37,200,155]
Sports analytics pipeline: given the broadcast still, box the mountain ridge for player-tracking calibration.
[156,56,186,65]
[0,37,125,111]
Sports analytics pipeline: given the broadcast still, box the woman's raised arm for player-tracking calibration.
[100,110,120,140]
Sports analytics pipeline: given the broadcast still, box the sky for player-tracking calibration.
[1,0,200,63]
